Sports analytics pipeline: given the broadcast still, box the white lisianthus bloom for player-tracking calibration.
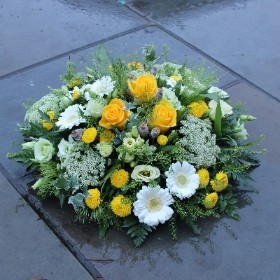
[208,86,229,99]
[96,142,113,157]
[131,165,160,182]
[56,104,86,130]
[133,185,174,227]
[83,76,115,100]
[118,152,135,163]
[162,87,182,110]
[84,99,105,117]
[165,161,199,199]
[34,138,54,162]
[208,99,233,120]
[123,137,136,150]
[57,138,73,158]
[233,120,248,141]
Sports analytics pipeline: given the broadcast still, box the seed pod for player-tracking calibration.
[137,122,149,138]
[150,127,161,139]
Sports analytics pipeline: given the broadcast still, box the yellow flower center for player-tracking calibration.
[176,174,188,187]
[147,197,162,212]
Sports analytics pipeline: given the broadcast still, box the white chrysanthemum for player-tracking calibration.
[56,104,86,130]
[165,161,199,199]
[83,76,115,100]
[162,87,182,110]
[133,185,174,227]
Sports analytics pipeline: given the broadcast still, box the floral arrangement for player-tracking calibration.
[8,45,263,247]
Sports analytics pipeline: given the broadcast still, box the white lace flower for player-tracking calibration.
[83,76,115,100]
[131,165,160,182]
[165,161,199,199]
[208,99,233,120]
[133,185,174,227]
[56,104,86,130]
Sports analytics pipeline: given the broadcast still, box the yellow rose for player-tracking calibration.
[128,73,158,102]
[149,100,177,133]
[99,98,130,130]
[188,101,208,118]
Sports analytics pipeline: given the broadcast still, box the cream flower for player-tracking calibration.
[162,87,182,110]
[208,99,233,120]
[57,138,73,158]
[208,86,229,99]
[56,104,86,130]
[34,138,54,162]
[165,161,199,199]
[133,185,174,227]
[84,99,105,117]
[123,137,136,150]
[131,165,160,182]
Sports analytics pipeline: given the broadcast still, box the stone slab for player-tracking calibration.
[0,172,94,280]
[0,0,147,77]
[0,25,237,178]
[129,0,280,100]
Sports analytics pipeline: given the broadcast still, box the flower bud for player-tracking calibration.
[150,127,161,139]
[239,114,256,123]
[137,122,149,138]
[70,128,84,141]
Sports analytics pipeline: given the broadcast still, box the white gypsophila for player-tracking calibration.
[60,148,106,188]
[208,86,229,99]
[131,165,160,182]
[83,76,115,100]
[34,138,54,162]
[57,138,73,158]
[84,98,105,117]
[208,99,233,120]
[96,142,113,157]
[179,115,220,168]
[133,185,174,227]
[162,87,182,110]
[56,104,86,130]
[165,161,199,199]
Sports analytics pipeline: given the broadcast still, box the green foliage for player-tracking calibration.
[123,216,153,247]
[218,192,240,220]
[168,216,178,241]
[7,148,35,169]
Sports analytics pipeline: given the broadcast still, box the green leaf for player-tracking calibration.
[214,99,222,138]
[68,193,85,211]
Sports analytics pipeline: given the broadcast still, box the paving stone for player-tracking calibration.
[0,0,147,77]
[0,172,94,280]
[129,0,280,100]
[0,25,236,178]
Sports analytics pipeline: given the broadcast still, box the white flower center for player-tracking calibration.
[147,197,162,212]
[176,173,188,188]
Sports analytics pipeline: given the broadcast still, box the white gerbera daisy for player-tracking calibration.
[133,185,174,227]
[56,104,86,130]
[165,161,199,200]
[83,76,115,100]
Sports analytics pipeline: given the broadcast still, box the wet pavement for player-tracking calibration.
[1,0,280,279]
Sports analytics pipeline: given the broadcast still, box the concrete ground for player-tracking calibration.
[0,0,279,279]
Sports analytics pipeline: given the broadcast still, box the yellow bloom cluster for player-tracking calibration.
[72,88,80,100]
[111,195,132,217]
[67,79,81,89]
[210,171,228,192]
[197,168,210,188]
[84,188,101,210]
[157,135,168,146]
[127,61,144,70]
[188,100,209,118]
[203,192,218,209]
[42,110,55,131]
[99,129,115,143]
[110,169,129,188]
[82,127,98,144]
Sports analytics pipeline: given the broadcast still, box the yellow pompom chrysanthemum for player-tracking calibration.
[203,192,218,209]
[197,168,210,188]
[42,120,54,131]
[82,127,97,144]
[157,135,168,146]
[99,129,115,143]
[210,171,228,192]
[110,169,129,188]
[111,195,132,217]
[188,100,208,118]
[84,188,101,210]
